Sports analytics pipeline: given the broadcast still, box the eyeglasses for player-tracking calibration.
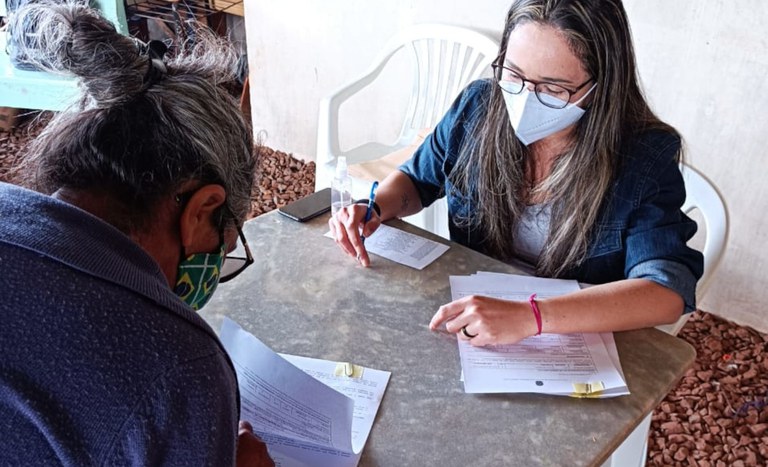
[174,190,254,283]
[219,224,254,283]
[491,63,593,109]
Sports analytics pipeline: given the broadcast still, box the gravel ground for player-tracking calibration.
[650,311,767,466]
[1,114,766,466]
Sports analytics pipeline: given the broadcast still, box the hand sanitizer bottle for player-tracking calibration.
[331,156,352,216]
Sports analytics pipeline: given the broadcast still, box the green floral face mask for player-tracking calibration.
[173,243,226,310]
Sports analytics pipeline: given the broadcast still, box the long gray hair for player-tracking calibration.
[449,0,681,277]
[10,0,255,233]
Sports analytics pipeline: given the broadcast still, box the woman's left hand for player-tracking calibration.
[429,295,539,346]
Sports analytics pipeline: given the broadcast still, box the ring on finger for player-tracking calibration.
[461,325,478,339]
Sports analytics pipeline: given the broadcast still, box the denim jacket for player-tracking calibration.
[399,79,704,312]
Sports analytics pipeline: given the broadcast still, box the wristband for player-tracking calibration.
[354,198,381,217]
[528,293,543,336]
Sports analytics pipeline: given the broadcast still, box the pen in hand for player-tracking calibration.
[361,180,379,245]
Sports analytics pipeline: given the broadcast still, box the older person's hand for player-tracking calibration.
[236,421,274,467]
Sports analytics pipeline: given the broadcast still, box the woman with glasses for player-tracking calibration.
[330,0,703,346]
[0,2,271,466]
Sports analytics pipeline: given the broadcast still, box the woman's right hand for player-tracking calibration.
[328,203,382,267]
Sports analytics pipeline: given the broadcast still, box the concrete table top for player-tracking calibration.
[200,211,695,467]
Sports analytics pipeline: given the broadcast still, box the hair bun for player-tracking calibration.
[8,0,149,106]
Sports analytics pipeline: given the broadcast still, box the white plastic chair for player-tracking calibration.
[315,23,499,238]
[605,163,729,467]
[0,0,129,111]
[655,164,729,335]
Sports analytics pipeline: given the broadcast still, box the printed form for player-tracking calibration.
[362,224,450,269]
[451,273,629,397]
[327,223,449,269]
[220,318,390,467]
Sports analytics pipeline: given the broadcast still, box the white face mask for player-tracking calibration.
[501,82,596,146]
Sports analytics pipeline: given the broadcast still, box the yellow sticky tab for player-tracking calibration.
[571,381,606,398]
[334,362,364,379]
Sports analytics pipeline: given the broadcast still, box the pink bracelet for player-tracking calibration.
[528,293,543,335]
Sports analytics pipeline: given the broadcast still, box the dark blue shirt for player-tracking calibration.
[400,79,703,311]
[0,183,239,465]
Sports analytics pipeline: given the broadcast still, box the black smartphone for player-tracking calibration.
[277,188,333,222]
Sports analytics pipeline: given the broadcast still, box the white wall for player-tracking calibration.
[244,1,768,333]
[622,1,768,331]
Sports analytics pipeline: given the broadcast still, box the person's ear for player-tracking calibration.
[179,184,227,254]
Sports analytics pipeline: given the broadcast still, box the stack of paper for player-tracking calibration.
[450,272,629,398]
[220,318,391,467]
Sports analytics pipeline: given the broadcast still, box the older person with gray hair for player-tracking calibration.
[0,1,273,465]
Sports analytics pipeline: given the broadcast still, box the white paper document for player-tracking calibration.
[220,318,391,467]
[364,224,449,269]
[326,223,449,269]
[450,273,629,398]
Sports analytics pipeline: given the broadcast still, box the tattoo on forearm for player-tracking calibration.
[400,193,409,213]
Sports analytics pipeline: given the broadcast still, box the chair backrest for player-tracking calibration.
[315,23,499,182]
[657,163,728,335]
[375,24,500,144]
[680,163,728,299]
